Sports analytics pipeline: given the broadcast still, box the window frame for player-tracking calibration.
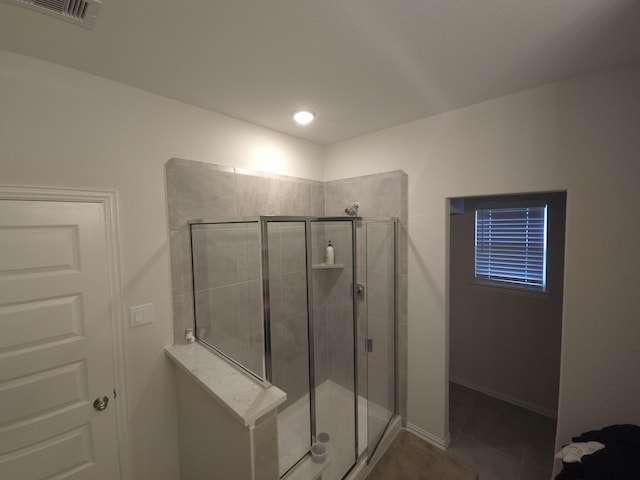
[473,203,548,293]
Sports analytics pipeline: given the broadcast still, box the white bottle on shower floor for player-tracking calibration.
[325,241,335,265]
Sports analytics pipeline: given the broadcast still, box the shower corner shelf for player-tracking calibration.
[312,263,345,270]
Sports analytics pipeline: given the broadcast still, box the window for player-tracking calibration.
[474,205,547,291]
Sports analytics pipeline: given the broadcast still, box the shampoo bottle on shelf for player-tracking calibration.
[325,241,335,265]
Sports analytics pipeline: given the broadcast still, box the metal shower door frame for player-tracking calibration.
[259,215,360,454]
[189,215,399,478]
[360,216,399,464]
[188,217,271,384]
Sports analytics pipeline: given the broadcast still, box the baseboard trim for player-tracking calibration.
[405,423,450,450]
[450,376,557,419]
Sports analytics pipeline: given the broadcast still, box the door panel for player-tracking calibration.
[0,294,83,350]
[0,361,88,424]
[2,426,94,480]
[0,225,80,274]
[0,200,120,480]
[365,220,396,459]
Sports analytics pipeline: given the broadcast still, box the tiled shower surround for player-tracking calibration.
[190,222,264,376]
[324,171,409,422]
[166,157,408,478]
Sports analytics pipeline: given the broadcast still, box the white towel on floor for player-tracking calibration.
[555,441,605,463]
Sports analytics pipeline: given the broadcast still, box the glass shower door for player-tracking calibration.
[265,220,312,477]
[311,219,357,480]
[365,220,396,459]
[267,217,358,480]
[190,221,266,380]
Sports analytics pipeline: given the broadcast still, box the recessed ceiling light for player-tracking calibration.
[292,110,316,125]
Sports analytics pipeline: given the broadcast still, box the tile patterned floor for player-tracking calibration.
[448,383,557,480]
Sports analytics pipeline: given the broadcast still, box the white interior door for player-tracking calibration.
[0,200,121,480]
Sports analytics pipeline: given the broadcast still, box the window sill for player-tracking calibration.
[469,281,551,299]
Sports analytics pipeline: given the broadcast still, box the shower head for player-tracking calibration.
[345,202,360,216]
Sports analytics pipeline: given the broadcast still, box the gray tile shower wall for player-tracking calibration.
[324,171,406,221]
[268,222,311,409]
[166,158,324,348]
[321,222,356,393]
[310,222,329,389]
[189,223,264,375]
[167,161,236,230]
[325,170,408,422]
[235,173,280,217]
[166,158,407,422]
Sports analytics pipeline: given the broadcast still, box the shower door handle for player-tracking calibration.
[365,338,373,353]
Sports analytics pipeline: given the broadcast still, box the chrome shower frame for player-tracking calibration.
[188,214,399,478]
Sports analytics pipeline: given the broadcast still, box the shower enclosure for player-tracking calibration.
[189,216,397,480]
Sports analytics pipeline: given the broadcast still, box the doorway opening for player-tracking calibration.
[447,191,566,479]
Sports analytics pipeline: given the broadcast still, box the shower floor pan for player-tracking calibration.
[278,380,366,480]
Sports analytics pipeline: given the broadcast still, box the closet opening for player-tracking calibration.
[447,191,566,479]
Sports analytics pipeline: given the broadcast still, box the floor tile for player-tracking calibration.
[461,407,526,461]
[450,397,474,434]
[450,382,478,406]
[523,416,556,469]
[473,392,536,428]
[519,462,552,480]
[448,383,557,480]
[449,433,521,480]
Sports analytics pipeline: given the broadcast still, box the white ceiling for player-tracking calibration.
[1,0,640,145]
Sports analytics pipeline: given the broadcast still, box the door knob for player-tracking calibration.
[93,396,109,411]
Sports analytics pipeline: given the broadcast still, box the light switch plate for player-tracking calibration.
[130,303,154,327]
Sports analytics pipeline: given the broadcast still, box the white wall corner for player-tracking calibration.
[405,422,450,450]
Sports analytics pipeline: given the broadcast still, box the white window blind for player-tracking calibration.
[475,205,547,290]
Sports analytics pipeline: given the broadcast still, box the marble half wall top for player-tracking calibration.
[165,342,286,427]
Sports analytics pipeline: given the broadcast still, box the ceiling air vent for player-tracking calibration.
[4,0,101,29]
